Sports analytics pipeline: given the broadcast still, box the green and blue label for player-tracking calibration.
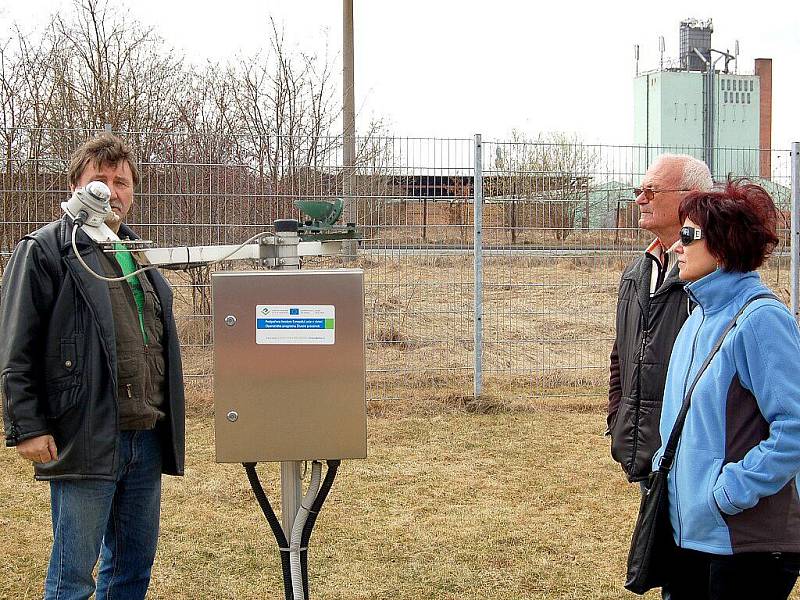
[255,305,335,344]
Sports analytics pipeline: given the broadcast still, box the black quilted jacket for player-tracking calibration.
[608,252,689,482]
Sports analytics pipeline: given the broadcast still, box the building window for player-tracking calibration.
[727,80,731,90]
[747,93,751,104]
[736,92,739,103]
[724,91,728,102]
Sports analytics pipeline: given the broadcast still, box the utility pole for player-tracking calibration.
[343,0,357,260]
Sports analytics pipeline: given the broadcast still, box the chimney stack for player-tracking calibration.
[754,58,772,179]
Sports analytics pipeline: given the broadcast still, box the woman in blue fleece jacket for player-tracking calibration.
[652,180,800,599]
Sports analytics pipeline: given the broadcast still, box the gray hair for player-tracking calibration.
[657,153,713,191]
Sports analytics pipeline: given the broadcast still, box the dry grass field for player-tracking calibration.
[0,398,648,600]
[4,397,800,599]
[0,255,794,599]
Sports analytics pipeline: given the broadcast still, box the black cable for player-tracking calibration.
[300,460,340,599]
[243,462,293,600]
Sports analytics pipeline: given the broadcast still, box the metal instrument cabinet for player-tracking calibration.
[213,269,366,462]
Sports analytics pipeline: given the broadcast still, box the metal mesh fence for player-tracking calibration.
[479,141,794,402]
[0,128,794,404]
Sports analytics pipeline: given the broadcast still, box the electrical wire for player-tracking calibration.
[244,463,294,600]
[154,229,272,269]
[71,224,156,283]
[71,224,273,282]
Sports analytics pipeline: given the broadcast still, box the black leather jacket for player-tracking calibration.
[608,252,689,482]
[1,217,185,479]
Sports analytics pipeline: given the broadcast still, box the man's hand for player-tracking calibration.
[16,435,58,464]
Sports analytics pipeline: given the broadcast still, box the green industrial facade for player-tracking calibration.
[633,70,761,179]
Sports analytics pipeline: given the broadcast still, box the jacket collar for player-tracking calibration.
[685,269,763,314]
[622,253,685,318]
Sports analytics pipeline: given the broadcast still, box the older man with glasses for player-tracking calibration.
[607,153,713,492]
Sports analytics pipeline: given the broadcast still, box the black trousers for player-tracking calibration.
[663,547,800,600]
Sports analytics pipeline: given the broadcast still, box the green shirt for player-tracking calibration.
[113,243,147,344]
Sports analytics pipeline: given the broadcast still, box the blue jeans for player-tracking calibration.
[45,430,163,600]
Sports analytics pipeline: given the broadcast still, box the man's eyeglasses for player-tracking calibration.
[634,187,693,201]
[680,226,703,246]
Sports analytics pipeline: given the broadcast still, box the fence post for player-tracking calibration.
[792,142,799,324]
[473,134,483,398]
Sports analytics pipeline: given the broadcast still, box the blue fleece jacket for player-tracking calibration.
[652,268,800,555]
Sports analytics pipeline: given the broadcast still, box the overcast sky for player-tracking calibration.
[1,0,798,153]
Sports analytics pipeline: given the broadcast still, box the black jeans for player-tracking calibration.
[663,547,800,600]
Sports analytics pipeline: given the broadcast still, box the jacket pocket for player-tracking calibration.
[44,335,83,419]
[707,458,727,528]
[117,353,145,403]
[610,396,661,479]
[43,373,79,419]
[675,450,729,546]
[610,396,638,471]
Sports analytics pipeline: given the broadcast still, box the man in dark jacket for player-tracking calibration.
[1,133,185,600]
[608,154,712,483]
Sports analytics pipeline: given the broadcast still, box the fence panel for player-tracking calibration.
[476,141,794,404]
[0,127,794,405]
[0,129,478,404]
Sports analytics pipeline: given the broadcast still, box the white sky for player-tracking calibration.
[1,0,798,152]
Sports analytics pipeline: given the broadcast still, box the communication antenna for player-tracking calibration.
[658,36,665,70]
[734,40,740,74]
[634,44,640,76]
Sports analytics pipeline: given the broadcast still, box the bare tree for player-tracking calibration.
[494,131,599,242]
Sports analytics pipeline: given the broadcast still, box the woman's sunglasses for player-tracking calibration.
[680,226,703,246]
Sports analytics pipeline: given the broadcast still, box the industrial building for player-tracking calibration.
[633,19,773,180]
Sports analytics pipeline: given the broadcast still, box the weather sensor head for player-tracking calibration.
[295,198,344,227]
[61,181,120,243]
[61,181,113,227]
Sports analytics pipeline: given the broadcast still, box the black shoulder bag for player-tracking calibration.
[624,293,777,595]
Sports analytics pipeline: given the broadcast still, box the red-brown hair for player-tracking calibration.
[679,178,780,272]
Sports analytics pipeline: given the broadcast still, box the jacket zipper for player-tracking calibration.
[2,375,18,440]
[674,296,704,545]
[629,317,649,475]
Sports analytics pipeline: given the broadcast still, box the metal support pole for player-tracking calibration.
[706,65,715,171]
[791,142,800,324]
[343,0,355,172]
[473,134,483,399]
[342,0,357,261]
[274,220,304,539]
[280,461,302,540]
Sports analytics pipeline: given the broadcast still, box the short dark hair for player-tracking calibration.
[679,178,780,272]
[68,133,139,188]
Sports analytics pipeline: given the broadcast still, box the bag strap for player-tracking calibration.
[658,292,779,472]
